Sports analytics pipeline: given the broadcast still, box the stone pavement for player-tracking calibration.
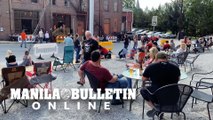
[0,41,212,120]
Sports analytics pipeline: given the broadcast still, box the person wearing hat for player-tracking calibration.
[5,50,18,67]
[140,51,180,118]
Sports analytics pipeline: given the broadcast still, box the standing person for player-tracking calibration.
[64,33,74,46]
[140,52,180,118]
[74,34,81,63]
[124,34,129,49]
[44,31,50,43]
[81,31,99,63]
[133,35,138,50]
[20,30,27,48]
[170,39,176,51]
[38,29,44,43]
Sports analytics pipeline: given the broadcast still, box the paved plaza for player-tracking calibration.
[0,41,212,120]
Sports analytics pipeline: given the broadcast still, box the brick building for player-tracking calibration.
[0,0,130,40]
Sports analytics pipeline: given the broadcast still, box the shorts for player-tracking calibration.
[140,86,158,103]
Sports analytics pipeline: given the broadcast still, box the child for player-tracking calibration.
[19,51,33,66]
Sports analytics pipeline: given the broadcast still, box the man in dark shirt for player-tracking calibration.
[78,51,128,105]
[82,31,99,63]
[74,34,81,63]
[140,52,180,117]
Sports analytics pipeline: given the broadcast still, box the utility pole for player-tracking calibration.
[99,0,101,36]
[8,0,12,34]
[50,0,53,30]
[89,0,94,35]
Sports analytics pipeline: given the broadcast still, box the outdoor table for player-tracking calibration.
[122,68,142,111]
[122,68,188,114]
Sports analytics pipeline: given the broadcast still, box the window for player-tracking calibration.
[114,1,118,12]
[64,0,69,7]
[103,0,109,11]
[52,0,56,5]
[31,0,38,3]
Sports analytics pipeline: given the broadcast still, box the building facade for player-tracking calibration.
[0,0,128,40]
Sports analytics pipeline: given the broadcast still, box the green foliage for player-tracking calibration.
[123,0,135,9]
[132,0,213,36]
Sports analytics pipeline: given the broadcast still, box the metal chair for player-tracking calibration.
[189,70,213,120]
[189,70,213,89]
[53,46,76,72]
[185,54,200,70]
[145,84,193,120]
[1,66,29,113]
[176,52,189,71]
[84,70,124,113]
[191,83,213,120]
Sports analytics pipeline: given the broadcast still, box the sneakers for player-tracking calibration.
[75,61,80,63]
[77,81,84,86]
[146,109,164,119]
[146,109,156,117]
[156,112,164,119]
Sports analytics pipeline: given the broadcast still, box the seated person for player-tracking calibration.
[171,43,186,57]
[99,45,111,59]
[163,41,171,51]
[207,37,213,47]
[140,52,180,118]
[5,50,18,67]
[78,51,128,105]
[152,41,161,51]
[137,48,146,64]
[126,48,145,69]
[170,39,176,51]
[118,47,128,59]
[19,50,33,66]
[143,47,158,67]
[130,48,137,59]
[146,41,153,52]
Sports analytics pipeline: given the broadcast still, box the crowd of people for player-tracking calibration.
[5,29,213,118]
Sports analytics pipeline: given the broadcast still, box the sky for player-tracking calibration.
[139,0,172,10]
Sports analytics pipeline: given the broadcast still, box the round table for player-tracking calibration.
[122,69,142,80]
[122,69,188,80]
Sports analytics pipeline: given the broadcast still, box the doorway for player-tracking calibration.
[21,19,32,34]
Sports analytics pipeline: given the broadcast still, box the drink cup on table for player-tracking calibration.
[129,67,134,76]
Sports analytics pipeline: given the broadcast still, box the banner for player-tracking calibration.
[33,43,58,57]
[18,35,36,42]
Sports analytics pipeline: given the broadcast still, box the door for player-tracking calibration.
[21,19,32,34]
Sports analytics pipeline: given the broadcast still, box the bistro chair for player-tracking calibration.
[176,52,189,71]
[144,84,193,120]
[185,54,200,70]
[191,84,213,120]
[189,70,213,120]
